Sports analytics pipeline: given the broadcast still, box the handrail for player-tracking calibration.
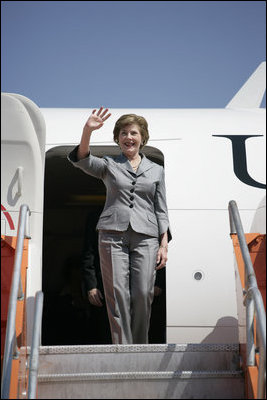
[28,290,44,399]
[228,200,266,399]
[1,204,31,399]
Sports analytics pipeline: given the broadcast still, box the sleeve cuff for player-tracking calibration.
[68,145,90,163]
[158,220,172,242]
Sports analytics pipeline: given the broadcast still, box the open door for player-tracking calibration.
[42,145,166,345]
[1,93,46,347]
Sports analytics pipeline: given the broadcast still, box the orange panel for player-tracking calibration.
[248,235,266,310]
[231,233,266,399]
[9,359,20,399]
[231,233,266,308]
[246,366,258,399]
[1,235,29,398]
[1,239,15,367]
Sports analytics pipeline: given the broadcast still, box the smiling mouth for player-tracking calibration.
[123,142,135,148]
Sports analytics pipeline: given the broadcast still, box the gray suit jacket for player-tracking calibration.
[68,146,171,241]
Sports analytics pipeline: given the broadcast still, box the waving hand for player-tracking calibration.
[78,107,111,160]
[84,107,111,133]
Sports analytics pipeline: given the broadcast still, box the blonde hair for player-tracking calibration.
[113,114,149,149]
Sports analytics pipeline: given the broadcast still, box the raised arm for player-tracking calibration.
[77,107,111,160]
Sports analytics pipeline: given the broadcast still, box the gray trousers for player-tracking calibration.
[98,225,159,344]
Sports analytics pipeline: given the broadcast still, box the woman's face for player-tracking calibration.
[118,124,143,157]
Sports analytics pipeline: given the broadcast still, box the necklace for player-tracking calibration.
[131,156,141,170]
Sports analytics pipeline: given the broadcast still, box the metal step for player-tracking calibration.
[36,344,244,399]
[37,370,244,399]
[38,343,240,373]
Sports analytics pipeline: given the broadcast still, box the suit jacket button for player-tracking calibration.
[129,204,133,208]
[132,181,136,185]
[130,196,134,201]
[130,188,134,193]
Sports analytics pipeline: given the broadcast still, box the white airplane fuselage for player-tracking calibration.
[42,106,266,343]
[1,63,266,345]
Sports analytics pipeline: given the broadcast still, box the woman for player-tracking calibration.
[68,107,171,344]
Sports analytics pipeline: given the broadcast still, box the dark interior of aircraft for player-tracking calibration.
[42,145,166,345]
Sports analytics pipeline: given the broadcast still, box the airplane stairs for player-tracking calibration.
[35,343,244,399]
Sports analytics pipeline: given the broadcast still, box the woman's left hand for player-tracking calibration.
[156,246,168,270]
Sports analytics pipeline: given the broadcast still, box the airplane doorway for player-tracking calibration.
[42,145,166,345]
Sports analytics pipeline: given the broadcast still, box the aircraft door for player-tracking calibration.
[1,93,46,344]
[1,93,46,235]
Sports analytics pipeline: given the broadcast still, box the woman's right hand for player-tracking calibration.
[84,107,111,134]
[78,107,111,160]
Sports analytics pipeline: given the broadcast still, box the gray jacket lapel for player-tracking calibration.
[115,153,132,173]
[136,154,154,176]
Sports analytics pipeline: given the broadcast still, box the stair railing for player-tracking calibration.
[1,204,31,399]
[28,290,44,399]
[228,200,266,399]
